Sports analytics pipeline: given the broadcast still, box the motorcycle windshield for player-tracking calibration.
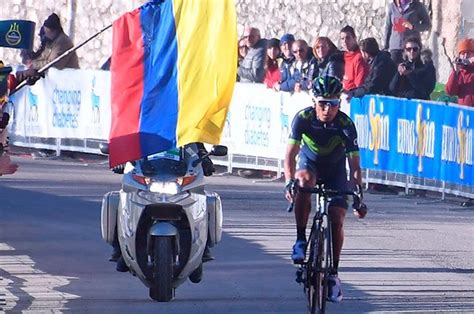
[140,148,187,177]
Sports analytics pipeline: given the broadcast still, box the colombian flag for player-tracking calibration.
[109,0,237,167]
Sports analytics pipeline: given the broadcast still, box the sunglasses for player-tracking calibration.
[314,98,340,108]
[405,46,419,52]
[239,45,248,49]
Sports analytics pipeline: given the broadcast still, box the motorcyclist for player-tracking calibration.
[111,142,216,271]
[284,74,367,303]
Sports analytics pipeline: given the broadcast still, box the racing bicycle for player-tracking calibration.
[287,181,362,314]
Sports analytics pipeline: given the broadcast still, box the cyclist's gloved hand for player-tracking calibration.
[352,184,368,219]
[285,179,296,201]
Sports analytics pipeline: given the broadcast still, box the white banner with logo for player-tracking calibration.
[9,68,111,140]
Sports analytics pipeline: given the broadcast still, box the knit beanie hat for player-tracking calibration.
[43,13,62,30]
[458,38,474,54]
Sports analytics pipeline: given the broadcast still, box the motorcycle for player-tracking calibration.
[100,143,227,302]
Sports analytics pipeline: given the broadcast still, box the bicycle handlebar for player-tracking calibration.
[286,181,361,213]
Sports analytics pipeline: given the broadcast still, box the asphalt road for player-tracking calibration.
[0,155,473,313]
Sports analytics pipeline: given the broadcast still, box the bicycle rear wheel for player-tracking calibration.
[306,222,326,314]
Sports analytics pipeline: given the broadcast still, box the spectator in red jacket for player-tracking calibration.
[340,25,370,93]
[445,38,474,107]
[264,38,281,89]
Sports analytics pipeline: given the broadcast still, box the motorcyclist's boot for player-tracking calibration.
[202,244,214,263]
[116,256,129,272]
[109,231,121,262]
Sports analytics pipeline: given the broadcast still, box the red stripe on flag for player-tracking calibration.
[109,9,145,167]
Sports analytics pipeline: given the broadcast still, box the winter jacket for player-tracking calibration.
[389,58,436,100]
[264,62,281,89]
[343,48,370,91]
[445,65,474,107]
[383,0,431,51]
[238,39,267,83]
[280,58,314,92]
[31,32,79,70]
[310,51,345,81]
[351,51,397,98]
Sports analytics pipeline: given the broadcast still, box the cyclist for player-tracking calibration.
[284,74,367,303]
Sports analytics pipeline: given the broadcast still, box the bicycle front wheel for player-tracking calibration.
[307,224,326,314]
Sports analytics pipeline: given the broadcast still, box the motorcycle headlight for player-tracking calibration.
[149,181,180,194]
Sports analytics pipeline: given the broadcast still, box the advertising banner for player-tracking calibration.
[351,96,473,186]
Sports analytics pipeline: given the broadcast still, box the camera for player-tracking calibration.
[455,57,470,67]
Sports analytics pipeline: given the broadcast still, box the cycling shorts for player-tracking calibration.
[296,152,349,209]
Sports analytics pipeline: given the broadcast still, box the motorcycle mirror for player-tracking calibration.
[210,145,227,157]
[99,143,109,155]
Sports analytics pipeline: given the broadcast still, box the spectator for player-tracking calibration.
[383,0,431,65]
[17,13,79,82]
[389,36,436,100]
[238,37,249,66]
[263,38,281,89]
[0,65,19,176]
[310,36,344,81]
[237,27,266,83]
[445,38,474,107]
[279,40,312,93]
[349,37,397,98]
[340,25,369,93]
[278,33,295,67]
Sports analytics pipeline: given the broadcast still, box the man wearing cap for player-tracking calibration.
[279,33,295,67]
[17,13,79,82]
[237,26,267,83]
[445,38,474,107]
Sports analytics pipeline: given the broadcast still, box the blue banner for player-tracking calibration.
[0,20,35,50]
[351,96,474,187]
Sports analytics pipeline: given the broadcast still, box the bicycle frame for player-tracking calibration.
[290,183,360,314]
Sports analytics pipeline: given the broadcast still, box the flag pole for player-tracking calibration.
[10,23,112,96]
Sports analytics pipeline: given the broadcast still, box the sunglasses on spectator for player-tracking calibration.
[314,98,340,108]
[239,45,247,49]
[293,49,304,54]
[405,46,419,52]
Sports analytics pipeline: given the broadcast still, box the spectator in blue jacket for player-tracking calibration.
[389,36,436,100]
[349,37,397,98]
[278,33,295,67]
[278,40,313,93]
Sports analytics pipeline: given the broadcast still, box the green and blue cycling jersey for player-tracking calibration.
[288,106,359,164]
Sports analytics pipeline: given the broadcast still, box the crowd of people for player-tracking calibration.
[237,0,473,107]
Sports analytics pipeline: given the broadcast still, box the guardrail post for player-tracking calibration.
[55,138,61,157]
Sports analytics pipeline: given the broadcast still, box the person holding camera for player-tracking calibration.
[445,38,474,107]
[389,36,436,100]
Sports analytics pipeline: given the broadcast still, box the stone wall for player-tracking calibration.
[0,0,469,83]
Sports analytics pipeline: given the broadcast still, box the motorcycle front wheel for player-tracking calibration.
[149,236,174,302]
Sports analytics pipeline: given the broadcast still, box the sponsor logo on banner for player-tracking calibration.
[244,104,271,146]
[354,97,389,165]
[5,23,21,46]
[279,103,289,144]
[397,104,435,172]
[91,77,100,124]
[441,111,473,180]
[27,89,39,122]
[52,88,81,128]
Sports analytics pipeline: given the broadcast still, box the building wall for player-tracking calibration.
[0,0,469,83]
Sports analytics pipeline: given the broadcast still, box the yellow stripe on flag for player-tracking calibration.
[172,0,237,146]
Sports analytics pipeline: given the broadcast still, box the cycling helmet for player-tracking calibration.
[311,75,343,98]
